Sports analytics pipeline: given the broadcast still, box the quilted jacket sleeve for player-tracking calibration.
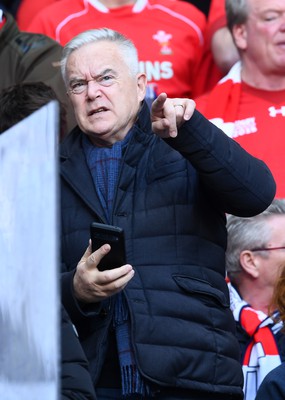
[165,109,276,216]
[61,305,96,400]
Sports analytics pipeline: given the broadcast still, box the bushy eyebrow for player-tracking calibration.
[69,68,117,85]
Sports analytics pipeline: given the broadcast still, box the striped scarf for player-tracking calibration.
[228,283,282,400]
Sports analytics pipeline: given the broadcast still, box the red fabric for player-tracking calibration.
[241,308,280,360]
[0,13,6,29]
[193,0,227,97]
[240,306,281,400]
[25,0,206,99]
[0,18,5,29]
[16,0,60,31]
[229,283,282,400]
[195,62,285,198]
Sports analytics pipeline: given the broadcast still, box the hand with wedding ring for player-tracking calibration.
[151,92,196,138]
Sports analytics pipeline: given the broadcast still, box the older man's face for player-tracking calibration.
[66,41,146,146]
[236,0,285,74]
[251,215,285,289]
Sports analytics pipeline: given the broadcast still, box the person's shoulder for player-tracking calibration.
[261,362,285,384]
[15,29,62,45]
[256,363,285,399]
[2,12,62,57]
[148,0,206,26]
[11,29,62,55]
[4,28,63,84]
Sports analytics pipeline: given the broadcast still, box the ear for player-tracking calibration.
[232,24,247,51]
[137,73,147,102]
[240,250,260,278]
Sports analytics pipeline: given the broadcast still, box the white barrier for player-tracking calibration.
[0,102,59,400]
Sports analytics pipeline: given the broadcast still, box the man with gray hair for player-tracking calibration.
[59,27,276,400]
[195,0,285,198]
[226,199,285,400]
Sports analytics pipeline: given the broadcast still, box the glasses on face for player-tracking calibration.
[68,73,115,95]
[251,246,285,252]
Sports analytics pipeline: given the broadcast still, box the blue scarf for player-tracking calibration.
[113,294,151,397]
[83,134,150,397]
[83,136,123,220]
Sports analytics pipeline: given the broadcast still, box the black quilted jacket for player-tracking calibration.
[61,305,96,399]
[60,103,275,397]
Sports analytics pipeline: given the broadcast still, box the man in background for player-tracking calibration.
[226,199,285,400]
[195,0,285,198]
[0,8,76,137]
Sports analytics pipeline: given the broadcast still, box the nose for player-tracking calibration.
[86,79,102,100]
[280,13,285,31]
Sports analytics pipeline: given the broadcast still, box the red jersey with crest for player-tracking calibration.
[196,71,285,198]
[26,0,206,99]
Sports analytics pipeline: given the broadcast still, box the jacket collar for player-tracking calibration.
[87,0,148,13]
[59,100,152,219]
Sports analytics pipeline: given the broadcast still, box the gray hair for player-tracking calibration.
[225,0,249,32]
[226,199,285,282]
[61,28,139,86]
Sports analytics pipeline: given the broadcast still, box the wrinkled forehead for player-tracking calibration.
[267,214,285,233]
[66,41,127,77]
[248,0,285,14]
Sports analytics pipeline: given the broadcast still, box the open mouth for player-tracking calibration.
[88,107,107,116]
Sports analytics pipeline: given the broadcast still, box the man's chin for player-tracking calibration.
[81,121,111,137]
[85,129,114,146]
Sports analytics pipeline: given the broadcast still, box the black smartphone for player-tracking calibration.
[90,222,126,271]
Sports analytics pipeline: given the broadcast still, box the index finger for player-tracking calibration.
[151,92,167,115]
[152,93,178,137]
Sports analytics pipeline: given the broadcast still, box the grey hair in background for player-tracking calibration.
[225,0,249,32]
[61,28,139,87]
[226,199,285,282]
